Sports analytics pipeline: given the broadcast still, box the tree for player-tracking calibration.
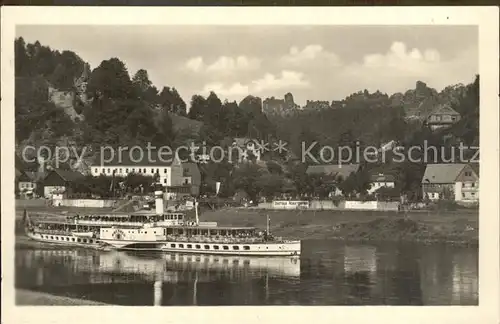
[338,171,370,197]
[188,95,207,121]
[15,37,30,76]
[158,87,187,115]
[132,69,152,93]
[256,173,284,200]
[232,163,263,202]
[266,161,283,175]
[203,91,224,132]
[124,173,154,193]
[239,95,262,118]
[87,58,135,100]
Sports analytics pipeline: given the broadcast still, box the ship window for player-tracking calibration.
[171,244,176,248]
[72,238,75,242]
[187,244,192,248]
[66,237,70,241]
[223,246,229,250]
[233,246,239,250]
[83,239,87,243]
[196,245,201,249]
[51,236,54,239]
[56,237,59,240]
[204,245,210,250]
[214,245,219,250]
[179,244,184,248]
[243,246,250,250]
[77,239,81,242]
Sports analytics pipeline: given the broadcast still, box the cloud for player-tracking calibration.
[202,82,250,97]
[336,41,477,95]
[360,41,441,73]
[252,70,310,92]
[281,44,340,66]
[206,56,260,73]
[185,55,260,73]
[185,56,204,73]
[201,70,310,100]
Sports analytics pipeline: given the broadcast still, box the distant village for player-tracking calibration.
[16,135,479,211]
[14,38,479,212]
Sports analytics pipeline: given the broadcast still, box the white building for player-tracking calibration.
[91,150,193,199]
[368,173,396,195]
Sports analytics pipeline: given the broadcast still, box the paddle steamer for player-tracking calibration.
[24,189,301,257]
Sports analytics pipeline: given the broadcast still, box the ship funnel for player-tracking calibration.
[154,190,164,215]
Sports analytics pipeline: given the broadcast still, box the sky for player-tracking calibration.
[17,25,478,106]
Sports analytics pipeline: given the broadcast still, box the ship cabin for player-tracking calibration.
[163,226,268,243]
[69,212,185,227]
[32,219,80,235]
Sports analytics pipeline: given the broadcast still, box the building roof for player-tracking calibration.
[469,162,480,177]
[421,164,466,184]
[370,173,396,182]
[18,171,37,182]
[94,149,180,167]
[428,104,461,117]
[182,162,200,176]
[306,164,360,180]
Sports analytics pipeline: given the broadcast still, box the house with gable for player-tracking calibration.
[425,104,461,130]
[421,163,479,202]
[42,168,85,199]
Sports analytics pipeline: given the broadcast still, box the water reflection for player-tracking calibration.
[15,240,478,305]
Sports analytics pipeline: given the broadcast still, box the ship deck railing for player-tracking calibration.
[163,235,287,244]
[33,229,89,236]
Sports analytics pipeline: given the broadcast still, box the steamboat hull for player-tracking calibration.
[100,239,301,257]
[26,231,101,248]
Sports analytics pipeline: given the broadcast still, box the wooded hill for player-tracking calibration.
[14,37,479,200]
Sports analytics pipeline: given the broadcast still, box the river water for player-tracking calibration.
[15,239,478,305]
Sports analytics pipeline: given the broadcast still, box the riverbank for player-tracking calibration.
[16,289,107,305]
[15,205,479,247]
[200,208,479,247]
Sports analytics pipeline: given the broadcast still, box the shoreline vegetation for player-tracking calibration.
[15,205,478,247]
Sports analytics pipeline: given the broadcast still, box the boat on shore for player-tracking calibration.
[23,188,301,257]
